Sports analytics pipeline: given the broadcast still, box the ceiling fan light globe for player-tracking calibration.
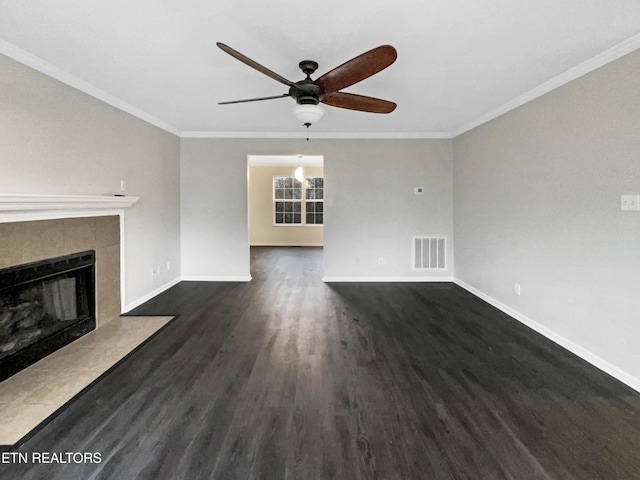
[291,105,325,126]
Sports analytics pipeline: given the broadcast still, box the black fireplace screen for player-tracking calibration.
[0,250,96,381]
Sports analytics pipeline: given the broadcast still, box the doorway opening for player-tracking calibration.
[247,155,324,278]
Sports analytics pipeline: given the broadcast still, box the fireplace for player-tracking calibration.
[0,250,96,381]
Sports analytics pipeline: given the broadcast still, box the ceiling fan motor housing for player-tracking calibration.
[289,78,322,105]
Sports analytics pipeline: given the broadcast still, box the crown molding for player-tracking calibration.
[180,131,452,139]
[4,32,639,141]
[0,40,181,137]
[451,32,640,137]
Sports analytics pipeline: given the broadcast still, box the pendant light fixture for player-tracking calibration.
[294,155,304,182]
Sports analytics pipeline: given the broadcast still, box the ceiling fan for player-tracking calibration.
[216,42,398,130]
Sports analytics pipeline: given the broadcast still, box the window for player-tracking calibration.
[273,176,302,225]
[304,177,323,225]
[273,176,323,225]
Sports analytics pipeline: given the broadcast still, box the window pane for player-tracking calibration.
[274,176,310,226]
[274,176,324,226]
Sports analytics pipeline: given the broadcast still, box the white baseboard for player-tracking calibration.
[181,275,252,282]
[123,277,181,313]
[322,276,454,283]
[454,278,640,394]
[250,243,323,247]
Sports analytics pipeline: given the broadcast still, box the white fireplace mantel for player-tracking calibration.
[0,193,139,222]
[0,193,141,319]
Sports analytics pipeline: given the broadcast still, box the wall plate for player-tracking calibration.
[621,194,640,211]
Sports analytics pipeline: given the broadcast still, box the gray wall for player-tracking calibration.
[453,49,640,385]
[322,139,453,280]
[180,139,252,279]
[180,138,454,280]
[0,54,181,309]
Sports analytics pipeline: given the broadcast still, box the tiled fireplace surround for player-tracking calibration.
[0,198,174,446]
[0,215,122,327]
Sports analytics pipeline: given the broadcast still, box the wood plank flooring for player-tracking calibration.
[2,246,640,479]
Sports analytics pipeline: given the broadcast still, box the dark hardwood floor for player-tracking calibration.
[3,246,640,479]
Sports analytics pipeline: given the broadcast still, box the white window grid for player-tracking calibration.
[273,176,323,226]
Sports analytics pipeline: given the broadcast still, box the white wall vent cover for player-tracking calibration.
[413,236,446,269]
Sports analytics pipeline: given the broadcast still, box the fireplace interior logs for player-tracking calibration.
[0,251,95,381]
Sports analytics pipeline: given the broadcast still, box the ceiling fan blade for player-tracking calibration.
[321,92,396,114]
[219,94,290,105]
[316,45,397,94]
[217,43,297,88]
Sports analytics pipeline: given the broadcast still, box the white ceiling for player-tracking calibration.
[1,1,639,138]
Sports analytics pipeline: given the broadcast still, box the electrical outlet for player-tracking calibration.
[166,261,171,271]
[378,257,384,265]
[120,180,127,192]
[515,283,521,296]
[621,194,640,211]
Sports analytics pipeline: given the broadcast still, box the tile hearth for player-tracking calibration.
[0,315,173,446]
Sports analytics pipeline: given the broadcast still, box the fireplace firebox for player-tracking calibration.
[0,251,95,381]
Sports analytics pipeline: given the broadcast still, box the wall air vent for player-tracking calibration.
[413,237,446,269]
